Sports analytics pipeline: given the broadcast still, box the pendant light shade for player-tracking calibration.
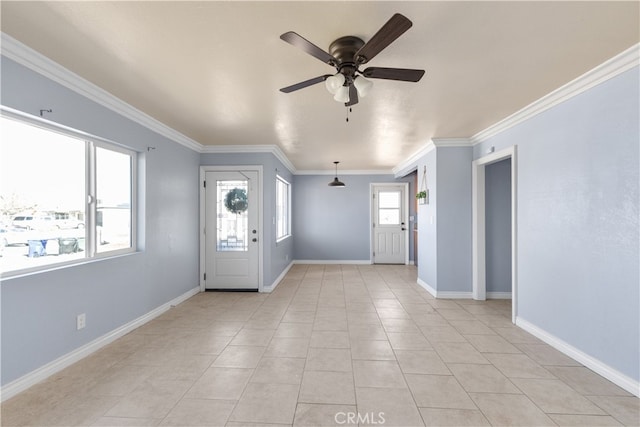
[328,161,345,187]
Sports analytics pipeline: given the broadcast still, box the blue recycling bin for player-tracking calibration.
[28,240,47,257]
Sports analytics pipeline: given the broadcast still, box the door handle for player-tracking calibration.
[252,238,258,242]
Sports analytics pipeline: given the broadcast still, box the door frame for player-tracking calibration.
[472,146,517,323]
[199,165,264,292]
[370,182,410,265]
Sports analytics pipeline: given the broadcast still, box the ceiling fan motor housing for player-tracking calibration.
[329,36,365,82]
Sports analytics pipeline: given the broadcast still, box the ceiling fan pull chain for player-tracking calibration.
[345,107,354,123]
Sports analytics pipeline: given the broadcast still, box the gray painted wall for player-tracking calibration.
[3,47,637,396]
[415,146,473,294]
[292,174,415,262]
[1,57,201,386]
[474,67,639,383]
[485,158,512,293]
[435,147,473,293]
[416,151,437,288]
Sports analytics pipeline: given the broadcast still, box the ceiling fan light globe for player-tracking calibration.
[333,85,350,103]
[325,74,345,94]
[354,76,373,97]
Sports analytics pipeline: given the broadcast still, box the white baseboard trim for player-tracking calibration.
[416,278,474,299]
[516,317,639,397]
[417,278,437,298]
[293,260,372,265]
[437,291,474,299]
[0,286,200,402]
[487,291,512,299]
[262,261,294,293]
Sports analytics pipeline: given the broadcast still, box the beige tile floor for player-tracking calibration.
[2,264,638,426]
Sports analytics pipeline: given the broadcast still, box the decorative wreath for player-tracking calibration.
[224,188,248,214]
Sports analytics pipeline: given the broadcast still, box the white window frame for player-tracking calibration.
[275,175,291,243]
[90,140,137,258]
[0,107,137,278]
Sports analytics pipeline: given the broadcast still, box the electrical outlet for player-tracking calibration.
[76,313,86,330]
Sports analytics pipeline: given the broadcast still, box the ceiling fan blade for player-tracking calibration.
[280,31,336,66]
[280,75,332,93]
[362,67,425,82]
[346,84,359,106]
[355,13,413,64]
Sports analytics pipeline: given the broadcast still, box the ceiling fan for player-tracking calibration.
[279,13,425,106]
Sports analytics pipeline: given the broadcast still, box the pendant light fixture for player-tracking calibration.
[328,161,345,187]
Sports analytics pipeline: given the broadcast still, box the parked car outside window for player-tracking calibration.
[12,215,56,230]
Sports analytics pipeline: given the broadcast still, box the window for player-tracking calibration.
[0,110,136,276]
[216,179,249,252]
[275,175,290,242]
[378,191,401,225]
[95,146,133,253]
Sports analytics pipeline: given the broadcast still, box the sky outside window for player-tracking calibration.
[0,116,85,215]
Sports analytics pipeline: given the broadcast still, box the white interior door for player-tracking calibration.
[205,170,259,289]
[372,183,408,264]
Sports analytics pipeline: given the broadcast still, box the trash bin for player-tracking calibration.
[58,237,78,254]
[28,240,47,257]
[47,239,59,255]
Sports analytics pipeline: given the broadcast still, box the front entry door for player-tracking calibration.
[372,183,408,264]
[205,170,259,289]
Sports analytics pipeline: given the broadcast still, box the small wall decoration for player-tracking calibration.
[417,165,429,204]
[224,188,248,214]
[416,190,428,204]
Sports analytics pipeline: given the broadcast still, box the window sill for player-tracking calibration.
[0,250,140,282]
[276,235,292,245]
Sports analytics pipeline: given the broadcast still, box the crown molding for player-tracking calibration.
[295,169,393,176]
[392,140,436,177]
[431,138,473,147]
[471,43,640,144]
[5,32,637,172]
[1,32,204,153]
[200,144,296,174]
[392,138,472,178]
[1,32,301,171]
[395,43,640,167]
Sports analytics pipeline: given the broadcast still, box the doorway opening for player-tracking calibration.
[472,146,517,323]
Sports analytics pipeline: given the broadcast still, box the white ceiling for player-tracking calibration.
[2,1,638,172]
